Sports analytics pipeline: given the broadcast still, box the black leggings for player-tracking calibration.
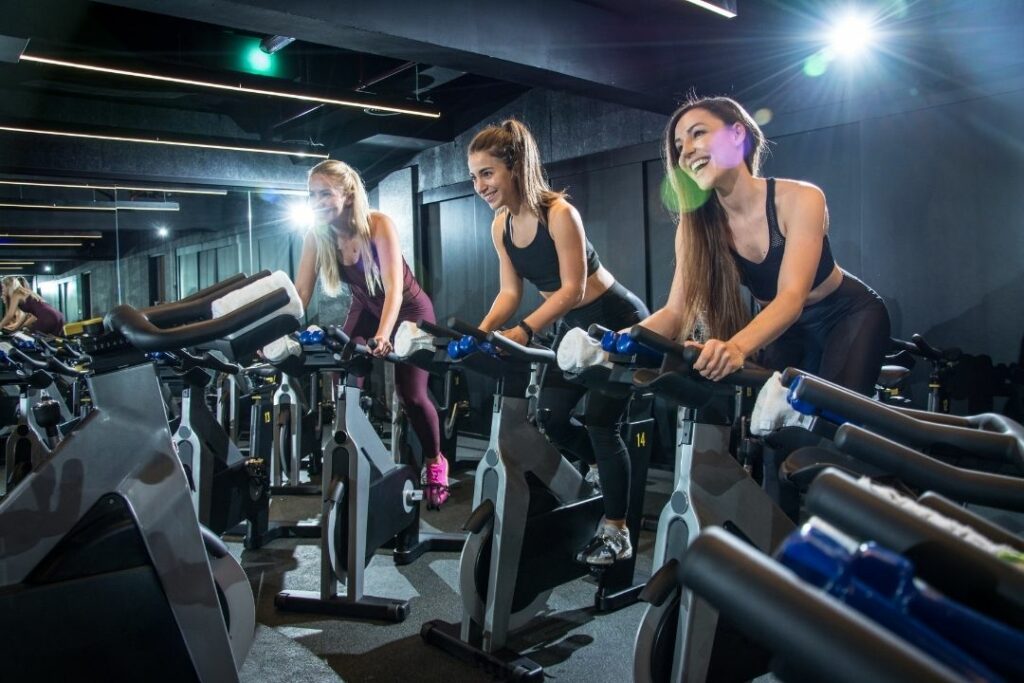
[760,273,891,395]
[540,282,649,520]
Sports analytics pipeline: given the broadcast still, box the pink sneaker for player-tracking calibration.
[422,454,450,510]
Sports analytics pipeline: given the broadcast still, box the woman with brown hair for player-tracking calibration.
[639,95,889,394]
[468,119,650,566]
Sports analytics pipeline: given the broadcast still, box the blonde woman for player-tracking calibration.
[640,96,889,394]
[1,276,65,335]
[294,160,450,508]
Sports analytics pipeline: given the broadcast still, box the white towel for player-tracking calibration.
[262,335,301,363]
[750,371,815,435]
[394,320,434,358]
[211,270,304,322]
[556,326,611,373]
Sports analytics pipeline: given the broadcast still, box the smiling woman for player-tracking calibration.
[293,158,453,509]
[466,119,650,567]
[637,95,890,396]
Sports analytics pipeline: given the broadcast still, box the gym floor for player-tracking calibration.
[231,440,669,683]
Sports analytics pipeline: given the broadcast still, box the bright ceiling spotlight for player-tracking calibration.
[43,265,52,273]
[827,10,876,58]
[156,226,169,238]
[288,202,316,231]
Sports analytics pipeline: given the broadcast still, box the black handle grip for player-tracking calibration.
[417,319,455,339]
[587,324,612,340]
[911,333,961,362]
[8,346,47,370]
[484,330,557,365]
[446,317,488,341]
[627,325,692,359]
[46,355,87,378]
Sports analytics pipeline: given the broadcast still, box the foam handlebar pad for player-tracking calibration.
[210,270,304,322]
[556,326,611,372]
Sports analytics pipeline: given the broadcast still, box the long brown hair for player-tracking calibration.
[664,96,767,341]
[307,159,380,297]
[468,119,565,222]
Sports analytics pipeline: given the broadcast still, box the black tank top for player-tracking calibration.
[502,206,601,291]
[731,178,836,301]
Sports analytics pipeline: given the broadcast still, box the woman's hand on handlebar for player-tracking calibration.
[688,338,745,381]
[369,335,393,357]
[494,325,529,347]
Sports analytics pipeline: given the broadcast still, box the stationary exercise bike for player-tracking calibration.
[421,319,652,680]
[623,325,795,683]
[274,326,464,621]
[0,271,302,682]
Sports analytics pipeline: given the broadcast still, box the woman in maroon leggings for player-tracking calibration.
[294,159,450,508]
[1,276,65,336]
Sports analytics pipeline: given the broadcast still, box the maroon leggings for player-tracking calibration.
[343,290,441,459]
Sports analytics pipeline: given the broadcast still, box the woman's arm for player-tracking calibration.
[368,212,406,355]
[695,182,828,380]
[11,313,35,332]
[0,294,26,330]
[294,231,320,311]
[479,214,524,333]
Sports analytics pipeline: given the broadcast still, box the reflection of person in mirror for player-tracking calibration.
[293,159,451,509]
[1,276,66,335]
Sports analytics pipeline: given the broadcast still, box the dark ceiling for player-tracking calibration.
[0,0,1022,273]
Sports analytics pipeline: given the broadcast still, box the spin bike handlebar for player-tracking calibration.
[106,288,292,353]
[833,423,1024,511]
[176,348,243,376]
[6,344,87,379]
[325,326,402,364]
[484,331,556,365]
[679,527,961,683]
[417,319,456,339]
[626,325,772,388]
[440,317,557,365]
[138,270,273,329]
[788,374,1021,462]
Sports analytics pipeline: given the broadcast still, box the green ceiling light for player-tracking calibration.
[245,44,274,74]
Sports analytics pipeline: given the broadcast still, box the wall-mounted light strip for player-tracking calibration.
[0,261,34,265]
[0,242,82,247]
[0,233,102,239]
[681,0,737,19]
[0,179,227,195]
[20,53,442,119]
[0,201,176,212]
[0,125,329,159]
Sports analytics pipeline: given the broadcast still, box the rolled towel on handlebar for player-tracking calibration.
[556,326,612,373]
[394,320,435,358]
[211,270,303,322]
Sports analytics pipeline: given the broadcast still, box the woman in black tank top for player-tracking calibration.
[637,96,890,396]
[467,119,649,566]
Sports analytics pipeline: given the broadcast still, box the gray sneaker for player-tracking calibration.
[584,525,632,566]
[584,466,601,493]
